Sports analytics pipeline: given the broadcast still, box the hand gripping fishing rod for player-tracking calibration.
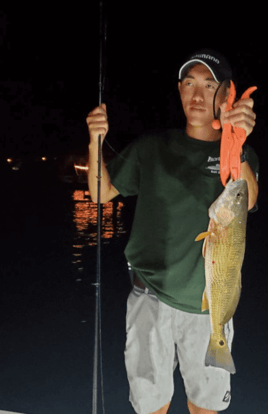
[92,1,106,413]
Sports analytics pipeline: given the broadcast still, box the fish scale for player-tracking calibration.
[196,178,248,374]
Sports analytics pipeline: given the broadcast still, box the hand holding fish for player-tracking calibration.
[220,95,256,138]
[212,82,257,186]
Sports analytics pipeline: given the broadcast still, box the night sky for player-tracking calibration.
[1,5,266,162]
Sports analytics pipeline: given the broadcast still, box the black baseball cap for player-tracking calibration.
[178,49,233,83]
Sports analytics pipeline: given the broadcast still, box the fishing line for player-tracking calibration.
[103,79,235,168]
[213,78,234,121]
[104,138,136,164]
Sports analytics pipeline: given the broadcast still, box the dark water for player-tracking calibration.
[0,162,267,413]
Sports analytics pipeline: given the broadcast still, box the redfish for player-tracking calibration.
[195,178,248,374]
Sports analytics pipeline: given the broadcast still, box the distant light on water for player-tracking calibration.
[74,165,88,171]
[72,190,126,247]
[70,189,128,298]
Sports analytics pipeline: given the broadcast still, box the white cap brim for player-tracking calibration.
[178,59,219,83]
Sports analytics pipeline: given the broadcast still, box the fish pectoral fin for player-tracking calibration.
[205,336,236,375]
[195,231,210,242]
[201,289,209,312]
[195,231,210,257]
[202,237,207,258]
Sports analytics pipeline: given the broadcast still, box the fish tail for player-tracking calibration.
[205,335,236,374]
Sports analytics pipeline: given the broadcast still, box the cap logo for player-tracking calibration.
[191,54,220,64]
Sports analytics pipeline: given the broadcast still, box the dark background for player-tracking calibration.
[0,3,267,414]
[0,5,266,159]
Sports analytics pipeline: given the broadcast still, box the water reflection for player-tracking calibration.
[71,189,127,288]
[72,190,126,247]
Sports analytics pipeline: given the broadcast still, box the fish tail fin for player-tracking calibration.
[205,335,236,374]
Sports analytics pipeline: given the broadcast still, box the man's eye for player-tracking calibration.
[207,84,216,90]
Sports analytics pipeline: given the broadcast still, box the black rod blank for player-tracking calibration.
[92,1,105,413]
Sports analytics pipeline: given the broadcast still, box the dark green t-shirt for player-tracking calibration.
[107,129,259,314]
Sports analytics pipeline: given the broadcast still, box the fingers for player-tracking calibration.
[86,104,109,144]
[221,98,256,137]
[233,97,254,109]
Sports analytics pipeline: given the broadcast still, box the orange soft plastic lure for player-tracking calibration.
[212,81,257,186]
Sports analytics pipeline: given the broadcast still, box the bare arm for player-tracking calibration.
[86,104,119,203]
[240,160,258,210]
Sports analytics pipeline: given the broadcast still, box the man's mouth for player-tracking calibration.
[190,106,206,111]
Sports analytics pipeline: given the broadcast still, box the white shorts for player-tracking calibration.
[125,286,234,414]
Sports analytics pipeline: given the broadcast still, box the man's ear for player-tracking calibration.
[178,81,182,94]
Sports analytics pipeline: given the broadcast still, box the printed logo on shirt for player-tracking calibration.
[223,391,231,403]
[206,156,220,174]
[207,156,219,162]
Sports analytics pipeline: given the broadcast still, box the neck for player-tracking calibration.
[186,123,221,142]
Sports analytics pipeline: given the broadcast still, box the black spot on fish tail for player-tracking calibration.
[205,337,236,374]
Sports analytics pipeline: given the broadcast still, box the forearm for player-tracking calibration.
[88,142,113,203]
[240,161,258,210]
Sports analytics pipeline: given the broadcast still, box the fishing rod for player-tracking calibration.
[92,1,106,413]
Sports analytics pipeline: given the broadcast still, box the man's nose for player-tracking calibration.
[192,87,204,102]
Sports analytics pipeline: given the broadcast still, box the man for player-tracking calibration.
[87,49,259,414]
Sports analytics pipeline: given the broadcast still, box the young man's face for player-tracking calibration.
[178,63,227,129]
